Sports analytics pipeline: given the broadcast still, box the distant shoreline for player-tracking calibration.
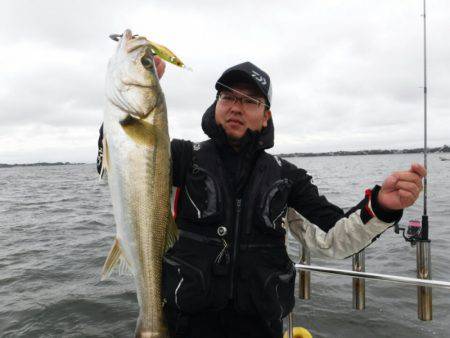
[0,162,85,168]
[1,145,448,167]
[278,145,450,158]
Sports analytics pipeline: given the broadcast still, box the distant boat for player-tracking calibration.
[439,156,450,161]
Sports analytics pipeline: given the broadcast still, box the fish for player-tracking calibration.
[100,29,177,338]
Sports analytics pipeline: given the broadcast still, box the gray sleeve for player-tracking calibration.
[286,201,394,259]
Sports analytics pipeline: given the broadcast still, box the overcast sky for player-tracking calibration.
[1,0,449,163]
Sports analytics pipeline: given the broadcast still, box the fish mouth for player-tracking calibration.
[118,30,156,74]
[119,79,157,89]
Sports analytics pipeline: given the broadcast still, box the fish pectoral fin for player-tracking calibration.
[120,115,156,147]
[164,215,179,253]
[101,238,134,280]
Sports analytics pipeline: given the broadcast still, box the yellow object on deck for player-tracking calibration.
[283,326,313,338]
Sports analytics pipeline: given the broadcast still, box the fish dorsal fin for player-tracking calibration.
[164,215,178,253]
[99,136,109,180]
[101,238,134,280]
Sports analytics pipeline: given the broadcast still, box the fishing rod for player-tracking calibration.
[422,0,428,222]
[391,0,431,321]
[417,0,432,321]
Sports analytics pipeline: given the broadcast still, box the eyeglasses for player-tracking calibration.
[217,92,267,113]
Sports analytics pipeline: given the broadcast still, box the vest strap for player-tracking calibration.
[239,243,285,250]
[179,229,222,245]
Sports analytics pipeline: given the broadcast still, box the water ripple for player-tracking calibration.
[1,157,449,337]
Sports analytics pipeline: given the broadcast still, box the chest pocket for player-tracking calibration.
[259,178,292,234]
[178,164,223,224]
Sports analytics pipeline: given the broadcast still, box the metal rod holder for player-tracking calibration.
[288,312,294,338]
[352,250,365,310]
[417,240,432,320]
[299,245,311,300]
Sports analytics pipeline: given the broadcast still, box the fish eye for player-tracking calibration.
[141,57,154,70]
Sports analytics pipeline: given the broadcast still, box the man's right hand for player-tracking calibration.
[154,56,166,79]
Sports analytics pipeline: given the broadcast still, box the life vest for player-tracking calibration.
[163,139,295,321]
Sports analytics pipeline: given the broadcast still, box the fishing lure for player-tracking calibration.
[109,33,191,70]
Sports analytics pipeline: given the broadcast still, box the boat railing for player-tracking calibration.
[285,239,449,338]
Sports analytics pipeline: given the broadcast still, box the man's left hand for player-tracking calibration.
[377,163,427,211]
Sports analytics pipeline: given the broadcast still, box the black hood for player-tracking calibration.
[201,101,274,152]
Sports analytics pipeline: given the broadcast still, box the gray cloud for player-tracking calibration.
[1,58,104,126]
[1,0,449,163]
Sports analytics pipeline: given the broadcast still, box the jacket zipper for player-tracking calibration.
[229,198,242,298]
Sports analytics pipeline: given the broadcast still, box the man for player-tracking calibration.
[97,58,426,338]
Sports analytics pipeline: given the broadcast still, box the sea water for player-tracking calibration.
[0,153,449,337]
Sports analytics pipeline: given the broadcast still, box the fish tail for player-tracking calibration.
[134,317,168,338]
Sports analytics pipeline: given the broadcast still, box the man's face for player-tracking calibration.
[215,83,271,141]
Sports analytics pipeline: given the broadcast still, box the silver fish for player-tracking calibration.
[100,29,176,338]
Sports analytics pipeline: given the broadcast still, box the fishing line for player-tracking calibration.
[216,81,270,108]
